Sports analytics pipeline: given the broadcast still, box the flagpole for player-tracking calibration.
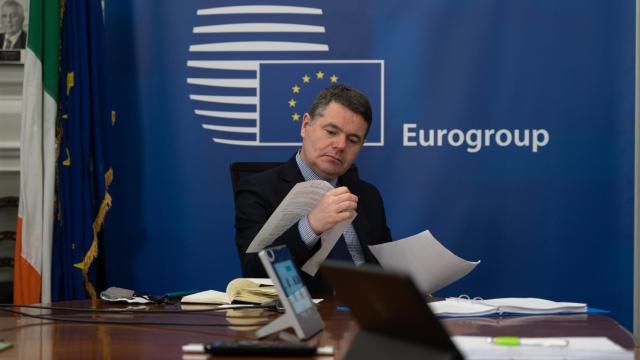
[634,0,639,337]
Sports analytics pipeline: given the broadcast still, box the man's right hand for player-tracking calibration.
[307,186,358,235]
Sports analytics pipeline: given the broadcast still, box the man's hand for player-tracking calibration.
[307,186,358,235]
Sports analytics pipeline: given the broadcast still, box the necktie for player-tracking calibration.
[327,234,352,262]
[3,39,12,50]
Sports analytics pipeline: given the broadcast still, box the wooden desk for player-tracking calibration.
[0,299,636,359]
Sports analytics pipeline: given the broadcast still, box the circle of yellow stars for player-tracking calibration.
[288,70,339,121]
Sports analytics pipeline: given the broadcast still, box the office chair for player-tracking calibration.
[229,162,284,194]
[229,161,361,194]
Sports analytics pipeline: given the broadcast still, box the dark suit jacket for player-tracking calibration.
[234,155,392,292]
[0,31,27,49]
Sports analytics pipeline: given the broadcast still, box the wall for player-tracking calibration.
[0,63,22,300]
[0,64,21,191]
[103,0,636,330]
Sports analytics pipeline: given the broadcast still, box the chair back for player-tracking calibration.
[229,161,361,193]
[229,162,283,194]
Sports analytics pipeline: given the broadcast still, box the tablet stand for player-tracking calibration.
[255,311,301,339]
[257,245,325,340]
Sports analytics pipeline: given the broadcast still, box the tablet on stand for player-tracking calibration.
[256,245,324,340]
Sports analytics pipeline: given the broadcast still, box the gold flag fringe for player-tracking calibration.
[81,167,113,306]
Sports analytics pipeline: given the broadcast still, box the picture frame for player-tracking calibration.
[0,0,28,63]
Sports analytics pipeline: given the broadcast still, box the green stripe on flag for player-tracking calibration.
[27,0,60,101]
[25,0,41,58]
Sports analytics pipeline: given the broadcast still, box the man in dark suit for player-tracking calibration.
[234,85,392,292]
[0,0,26,50]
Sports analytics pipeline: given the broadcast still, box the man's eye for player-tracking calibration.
[325,129,337,136]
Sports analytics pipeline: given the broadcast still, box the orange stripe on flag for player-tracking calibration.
[13,217,41,304]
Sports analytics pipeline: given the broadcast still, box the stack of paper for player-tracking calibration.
[452,336,633,359]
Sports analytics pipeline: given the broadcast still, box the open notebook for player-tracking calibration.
[429,297,587,317]
[180,278,277,304]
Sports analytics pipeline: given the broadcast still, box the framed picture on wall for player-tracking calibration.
[0,0,28,63]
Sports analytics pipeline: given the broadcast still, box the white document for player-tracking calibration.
[429,297,587,317]
[301,213,355,276]
[246,180,334,253]
[368,230,479,294]
[430,299,497,317]
[482,297,586,314]
[452,336,633,360]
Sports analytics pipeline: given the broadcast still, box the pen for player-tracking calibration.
[489,337,569,347]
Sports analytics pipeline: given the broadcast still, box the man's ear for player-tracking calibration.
[300,113,311,138]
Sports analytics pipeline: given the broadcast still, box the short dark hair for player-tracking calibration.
[307,85,373,136]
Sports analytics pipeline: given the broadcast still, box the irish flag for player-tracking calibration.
[14,0,60,304]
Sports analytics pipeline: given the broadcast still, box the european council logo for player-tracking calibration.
[185,4,384,146]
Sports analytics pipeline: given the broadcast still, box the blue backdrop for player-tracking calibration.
[104,0,635,329]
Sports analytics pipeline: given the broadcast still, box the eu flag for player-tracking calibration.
[52,0,113,301]
[258,61,384,145]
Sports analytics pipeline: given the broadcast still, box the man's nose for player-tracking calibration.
[332,135,346,150]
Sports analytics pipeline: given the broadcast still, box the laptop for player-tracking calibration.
[320,260,463,360]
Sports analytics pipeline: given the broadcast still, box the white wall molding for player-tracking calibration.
[0,95,21,114]
[0,65,22,181]
[0,141,19,173]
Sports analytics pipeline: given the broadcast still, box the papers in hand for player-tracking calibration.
[180,278,277,305]
[368,230,479,294]
[246,180,336,253]
[429,297,587,317]
[245,180,355,276]
[301,212,354,276]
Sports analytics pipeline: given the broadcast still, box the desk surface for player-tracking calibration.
[0,299,636,359]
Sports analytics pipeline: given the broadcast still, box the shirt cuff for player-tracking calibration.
[298,216,320,248]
